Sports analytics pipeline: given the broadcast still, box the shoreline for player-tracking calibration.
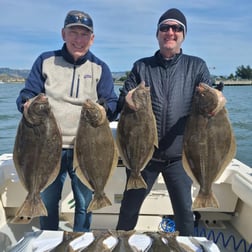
[1,80,252,86]
[115,80,252,86]
[214,80,252,86]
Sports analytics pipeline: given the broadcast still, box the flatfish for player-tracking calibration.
[109,230,135,252]
[51,231,84,251]
[182,83,236,208]
[74,99,118,212]
[144,231,190,252]
[83,230,118,252]
[116,81,158,190]
[12,94,62,223]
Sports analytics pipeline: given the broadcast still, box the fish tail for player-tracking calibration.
[126,175,147,190]
[87,193,112,212]
[11,196,48,224]
[68,247,75,252]
[193,191,219,209]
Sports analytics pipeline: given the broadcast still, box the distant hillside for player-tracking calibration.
[0,67,126,83]
[1,68,250,86]
[0,68,30,78]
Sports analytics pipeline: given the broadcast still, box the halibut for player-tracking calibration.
[116,82,158,190]
[74,99,118,212]
[13,94,62,223]
[182,83,236,208]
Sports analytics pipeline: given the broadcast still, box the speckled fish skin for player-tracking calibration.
[110,230,135,252]
[51,231,84,252]
[74,99,118,212]
[83,230,116,252]
[182,83,236,209]
[116,81,158,190]
[144,231,188,252]
[12,94,62,223]
[143,232,170,252]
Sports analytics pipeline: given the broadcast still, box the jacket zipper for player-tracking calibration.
[70,65,76,97]
[76,75,80,98]
[161,69,169,140]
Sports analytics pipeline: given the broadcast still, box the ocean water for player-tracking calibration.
[0,83,251,167]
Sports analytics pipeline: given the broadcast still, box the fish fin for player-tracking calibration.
[87,193,112,212]
[182,151,198,184]
[74,165,94,191]
[152,114,159,149]
[108,142,119,178]
[214,133,237,182]
[73,143,79,172]
[189,236,214,251]
[73,142,94,191]
[126,175,147,190]
[11,196,47,224]
[44,158,61,189]
[193,191,219,209]
[116,137,131,169]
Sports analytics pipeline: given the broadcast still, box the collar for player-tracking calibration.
[155,49,182,68]
[61,43,90,65]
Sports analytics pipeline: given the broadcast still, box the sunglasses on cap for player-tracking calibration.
[159,23,184,33]
[64,14,93,30]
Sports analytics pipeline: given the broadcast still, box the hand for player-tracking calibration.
[97,98,108,112]
[96,102,106,114]
[23,100,30,111]
[23,100,31,119]
[125,88,137,110]
[125,81,146,111]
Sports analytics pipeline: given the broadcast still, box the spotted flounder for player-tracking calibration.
[74,99,118,212]
[182,83,236,208]
[144,231,190,252]
[12,94,62,223]
[116,81,158,190]
[109,230,136,252]
[81,230,117,252]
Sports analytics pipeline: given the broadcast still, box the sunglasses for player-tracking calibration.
[65,15,93,29]
[159,24,184,33]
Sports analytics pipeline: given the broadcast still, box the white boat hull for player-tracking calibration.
[0,153,251,244]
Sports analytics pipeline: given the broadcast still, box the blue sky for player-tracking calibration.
[1,0,251,76]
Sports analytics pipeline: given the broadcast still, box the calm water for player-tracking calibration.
[0,83,251,167]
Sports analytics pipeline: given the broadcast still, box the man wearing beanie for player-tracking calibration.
[116,8,212,236]
[16,10,118,231]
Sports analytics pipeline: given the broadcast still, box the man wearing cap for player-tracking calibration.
[116,8,212,236]
[16,10,118,231]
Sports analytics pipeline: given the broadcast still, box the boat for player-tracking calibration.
[0,121,251,251]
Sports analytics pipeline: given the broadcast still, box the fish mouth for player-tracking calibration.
[26,94,50,123]
[82,99,107,126]
[197,83,226,116]
[37,93,48,103]
[197,83,209,93]
[28,93,48,105]
[83,99,93,108]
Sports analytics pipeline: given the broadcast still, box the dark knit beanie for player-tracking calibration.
[158,8,187,36]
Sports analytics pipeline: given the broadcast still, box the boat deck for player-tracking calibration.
[196,220,251,252]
